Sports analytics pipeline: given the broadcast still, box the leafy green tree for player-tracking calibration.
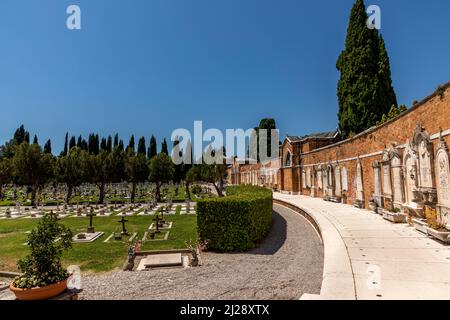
[147,135,157,159]
[137,137,146,156]
[148,153,174,201]
[378,104,407,125]
[0,158,12,199]
[198,147,228,197]
[172,137,183,184]
[125,153,149,202]
[86,150,115,204]
[336,0,397,137]
[182,139,193,199]
[161,138,168,155]
[12,143,54,207]
[55,147,88,204]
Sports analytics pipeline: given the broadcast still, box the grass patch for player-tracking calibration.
[0,213,197,273]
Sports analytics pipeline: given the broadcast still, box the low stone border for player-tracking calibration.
[273,198,356,300]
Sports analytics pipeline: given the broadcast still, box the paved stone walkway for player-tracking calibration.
[274,193,450,300]
[79,204,323,300]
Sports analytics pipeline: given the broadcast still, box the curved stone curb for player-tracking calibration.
[273,194,356,300]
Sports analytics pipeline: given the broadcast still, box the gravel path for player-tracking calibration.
[79,204,324,300]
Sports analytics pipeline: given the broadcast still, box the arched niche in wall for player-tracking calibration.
[403,142,419,208]
[317,165,323,190]
[413,124,435,190]
[284,151,292,167]
[390,147,405,208]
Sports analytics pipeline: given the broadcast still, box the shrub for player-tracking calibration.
[197,185,272,251]
[191,184,202,195]
[13,214,73,289]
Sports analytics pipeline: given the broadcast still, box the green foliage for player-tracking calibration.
[137,136,146,156]
[147,135,157,159]
[436,85,445,100]
[148,153,174,201]
[13,214,73,288]
[337,0,397,138]
[55,147,89,203]
[377,104,407,125]
[125,153,149,202]
[197,186,272,251]
[191,184,202,195]
[12,143,54,206]
[161,138,169,155]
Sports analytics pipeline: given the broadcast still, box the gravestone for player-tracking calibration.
[334,164,341,197]
[403,143,419,207]
[390,150,404,209]
[341,167,348,192]
[355,159,364,207]
[414,125,434,189]
[372,161,382,207]
[317,166,323,190]
[302,169,306,190]
[382,150,392,198]
[306,167,311,188]
[435,135,450,227]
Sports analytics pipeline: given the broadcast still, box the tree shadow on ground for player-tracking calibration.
[247,210,287,256]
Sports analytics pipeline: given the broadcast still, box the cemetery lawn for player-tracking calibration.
[0,212,197,273]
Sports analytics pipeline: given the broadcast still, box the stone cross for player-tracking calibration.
[118,215,129,235]
[87,210,95,233]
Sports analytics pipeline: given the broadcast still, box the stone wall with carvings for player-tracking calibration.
[299,82,450,215]
[228,81,450,223]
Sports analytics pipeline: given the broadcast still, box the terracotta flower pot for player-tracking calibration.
[9,278,68,300]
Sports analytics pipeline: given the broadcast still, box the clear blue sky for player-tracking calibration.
[1,0,449,153]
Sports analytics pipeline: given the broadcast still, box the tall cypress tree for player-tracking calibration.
[113,134,119,148]
[32,135,38,145]
[100,137,107,151]
[127,135,135,154]
[44,139,52,154]
[337,0,397,138]
[107,136,112,152]
[62,132,69,156]
[77,135,83,148]
[148,135,157,159]
[69,136,76,150]
[118,140,124,151]
[137,137,146,156]
[161,138,168,155]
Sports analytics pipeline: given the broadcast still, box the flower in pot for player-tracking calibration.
[10,213,73,300]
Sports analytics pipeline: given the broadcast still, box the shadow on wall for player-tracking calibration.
[246,210,287,256]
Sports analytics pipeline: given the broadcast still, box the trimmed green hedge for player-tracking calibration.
[197,185,273,251]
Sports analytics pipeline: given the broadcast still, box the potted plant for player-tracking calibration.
[382,207,407,223]
[10,213,73,300]
[425,207,450,244]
